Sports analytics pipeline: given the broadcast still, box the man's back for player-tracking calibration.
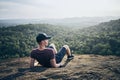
[30,48,55,67]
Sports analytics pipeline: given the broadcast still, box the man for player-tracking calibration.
[30,33,74,68]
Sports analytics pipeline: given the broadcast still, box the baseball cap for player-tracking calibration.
[36,33,51,43]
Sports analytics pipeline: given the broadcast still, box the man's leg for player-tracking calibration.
[55,45,74,63]
[63,45,72,56]
[63,45,74,60]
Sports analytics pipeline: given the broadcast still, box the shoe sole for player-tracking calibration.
[67,57,74,60]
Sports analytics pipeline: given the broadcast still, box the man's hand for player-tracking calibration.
[30,58,35,68]
[34,62,39,66]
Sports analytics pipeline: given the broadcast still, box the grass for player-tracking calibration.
[0,54,120,80]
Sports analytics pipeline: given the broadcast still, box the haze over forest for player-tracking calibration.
[0,16,120,28]
[1,0,120,27]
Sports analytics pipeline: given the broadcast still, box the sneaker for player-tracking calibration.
[67,54,74,60]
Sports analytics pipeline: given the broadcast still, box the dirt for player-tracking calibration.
[0,54,120,80]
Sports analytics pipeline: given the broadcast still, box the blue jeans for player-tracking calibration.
[55,47,66,63]
[49,46,66,63]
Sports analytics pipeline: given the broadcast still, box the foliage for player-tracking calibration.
[0,19,120,59]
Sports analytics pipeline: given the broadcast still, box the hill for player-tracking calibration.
[0,54,120,80]
[0,18,120,59]
[71,19,120,55]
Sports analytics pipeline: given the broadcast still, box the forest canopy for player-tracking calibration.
[0,19,120,59]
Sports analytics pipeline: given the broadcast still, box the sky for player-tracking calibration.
[0,0,120,19]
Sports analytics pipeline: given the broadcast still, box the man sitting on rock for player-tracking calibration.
[30,33,74,68]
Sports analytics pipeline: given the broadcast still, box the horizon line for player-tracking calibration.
[0,16,120,20]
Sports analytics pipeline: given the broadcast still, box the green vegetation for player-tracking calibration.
[0,19,120,59]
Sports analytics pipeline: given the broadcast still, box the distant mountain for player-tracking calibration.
[0,16,120,28]
[86,18,120,33]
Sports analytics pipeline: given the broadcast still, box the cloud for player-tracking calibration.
[0,0,120,19]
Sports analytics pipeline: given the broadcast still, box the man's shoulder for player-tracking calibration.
[31,48,38,53]
[45,48,54,52]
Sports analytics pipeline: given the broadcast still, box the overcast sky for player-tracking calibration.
[0,0,120,19]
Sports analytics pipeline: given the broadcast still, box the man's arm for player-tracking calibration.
[50,58,62,68]
[30,58,35,68]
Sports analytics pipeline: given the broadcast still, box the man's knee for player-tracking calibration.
[63,45,69,50]
[49,43,55,47]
